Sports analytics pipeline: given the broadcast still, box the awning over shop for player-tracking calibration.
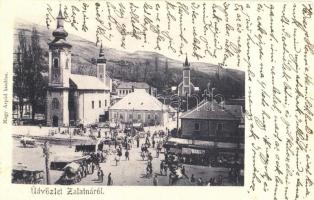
[166,137,243,150]
[132,123,142,128]
[182,147,206,155]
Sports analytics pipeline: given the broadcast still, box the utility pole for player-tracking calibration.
[43,141,50,185]
[176,98,182,137]
[69,125,72,148]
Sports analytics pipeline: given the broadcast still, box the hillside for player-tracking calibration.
[14,19,245,97]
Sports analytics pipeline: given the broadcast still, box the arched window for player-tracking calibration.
[53,58,59,68]
[52,98,59,109]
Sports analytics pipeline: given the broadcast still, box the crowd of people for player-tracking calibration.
[50,124,244,186]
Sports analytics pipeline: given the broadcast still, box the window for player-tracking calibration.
[138,114,141,120]
[216,123,223,132]
[99,100,101,108]
[155,114,158,120]
[105,100,107,107]
[120,114,124,120]
[92,101,94,109]
[129,114,133,119]
[194,122,200,131]
[147,114,151,119]
[52,98,59,109]
[53,58,59,68]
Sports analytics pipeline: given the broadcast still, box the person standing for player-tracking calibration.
[136,136,140,148]
[190,174,195,183]
[125,150,129,160]
[181,166,188,178]
[160,161,164,175]
[100,168,104,183]
[107,173,113,185]
[91,162,95,174]
[115,154,120,166]
[152,139,155,148]
[153,175,158,186]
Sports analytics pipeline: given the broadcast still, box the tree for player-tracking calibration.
[13,30,28,119]
[27,27,47,121]
[14,28,46,121]
[143,60,150,81]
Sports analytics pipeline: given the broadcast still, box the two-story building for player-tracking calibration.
[116,81,157,98]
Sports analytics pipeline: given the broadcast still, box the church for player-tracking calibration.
[46,8,111,127]
[177,55,196,96]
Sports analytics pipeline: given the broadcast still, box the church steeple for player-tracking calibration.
[183,53,190,69]
[51,4,70,45]
[99,42,105,58]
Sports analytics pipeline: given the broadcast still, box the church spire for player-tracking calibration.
[52,4,68,41]
[99,42,105,58]
[56,4,64,28]
[183,53,190,69]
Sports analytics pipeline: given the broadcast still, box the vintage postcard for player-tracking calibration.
[0,0,313,199]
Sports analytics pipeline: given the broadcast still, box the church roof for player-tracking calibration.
[180,101,243,121]
[110,89,164,111]
[70,74,110,90]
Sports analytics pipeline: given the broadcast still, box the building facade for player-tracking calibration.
[116,81,157,98]
[109,89,170,127]
[46,8,111,127]
[180,101,244,141]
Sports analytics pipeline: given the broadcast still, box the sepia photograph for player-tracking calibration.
[11,4,245,186]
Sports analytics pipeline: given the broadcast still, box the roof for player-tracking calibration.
[180,101,243,121]
[110,89,164,111]
[117,81,150,89]
[70,74,109,90]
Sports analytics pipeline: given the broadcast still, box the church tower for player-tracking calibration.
[97,43,107,82]
[46,5,72,127]
[182,54,191,96]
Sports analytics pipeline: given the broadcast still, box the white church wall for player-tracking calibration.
[77,91,110,125]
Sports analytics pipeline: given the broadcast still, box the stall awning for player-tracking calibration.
[166,137,243,150]
[133,123,142,128]
[182,148,206,154]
